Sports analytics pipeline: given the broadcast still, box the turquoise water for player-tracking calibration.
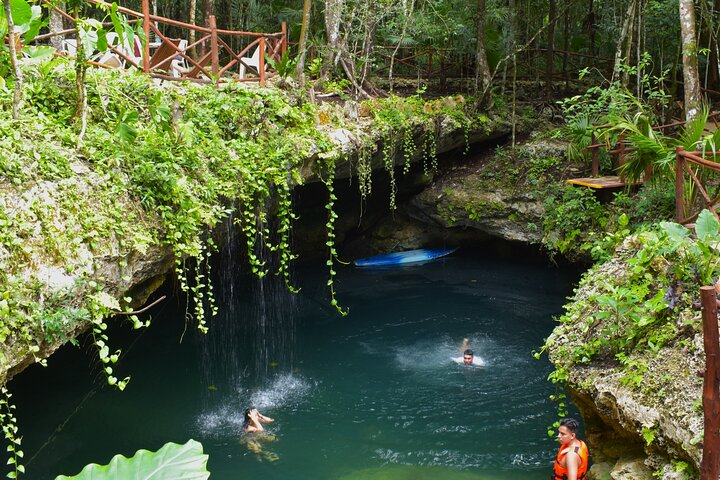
[11,250,580,479]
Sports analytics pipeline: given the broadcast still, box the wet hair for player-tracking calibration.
[560,418,580,434]
[243,407,256,424]
[463,349,473,356]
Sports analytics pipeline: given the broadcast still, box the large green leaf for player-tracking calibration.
[10,0,32,25]
[0,0,30,42]
[659,221,689,246]
[695,209,720,243]
[54,440,210,480]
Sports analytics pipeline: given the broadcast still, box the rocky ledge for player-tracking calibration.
[0,98,510,387]
[545,236,705,480]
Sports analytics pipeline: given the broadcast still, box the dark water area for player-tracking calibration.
[10,249,582,480]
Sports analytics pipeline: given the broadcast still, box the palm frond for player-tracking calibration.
[675,106,709,150]
[619,132,669,182]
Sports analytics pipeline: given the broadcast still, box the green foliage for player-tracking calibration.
[0,387,23,480]
[54,439,209,480]
[558,54,674,181]
[265,50,297,79]
[307,57,323,78]
[642,426,656,446]
[321,159,347,316]
[543,210,720,403]
[542,184,607,255]
[360,93,477,210]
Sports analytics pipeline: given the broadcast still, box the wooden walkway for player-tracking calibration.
[566,176,642,189]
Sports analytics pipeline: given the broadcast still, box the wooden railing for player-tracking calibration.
[675,147,720,224]
[584,114,719,180]
[43,0,286,85]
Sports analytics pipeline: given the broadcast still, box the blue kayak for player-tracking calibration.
[353,248,457,267]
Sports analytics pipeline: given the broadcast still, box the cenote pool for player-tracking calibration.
[11,249,582,479]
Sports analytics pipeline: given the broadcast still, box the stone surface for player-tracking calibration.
[546,236,705,478]
[588,462,613,480]
[610,458,655,480]
[0,104,511,387]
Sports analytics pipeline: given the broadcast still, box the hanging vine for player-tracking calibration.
[0,387,23,480]
[321,157,348,316]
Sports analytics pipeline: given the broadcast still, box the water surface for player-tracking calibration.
[11,250,580,479]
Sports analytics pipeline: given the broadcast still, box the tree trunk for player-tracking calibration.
[322,0,371,98]
[203,0,214,24]
[679,0,701,121]
[201,0,214,56]
[73,7,88,146]
[502,0,518,94]
[359,0,376,85]
[48,2,65,52]
[612,0,636,86]
[474,0,492,103]
[323,0,343,72]
[587,0,595,58]
[563,0,569,90]
[3,0,23,119]
[295,0,312,81]
[546,0,556,95]
[388,0,414,92]
[621,0,637,87]
[189,0,196,59]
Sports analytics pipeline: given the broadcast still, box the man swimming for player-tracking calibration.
[451,339,485,366]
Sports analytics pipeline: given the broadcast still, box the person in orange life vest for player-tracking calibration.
[553,418,589,480]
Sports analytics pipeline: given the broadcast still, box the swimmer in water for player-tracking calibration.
[241,407,279,461]
[243,407,274,433]
[452,338,485,366]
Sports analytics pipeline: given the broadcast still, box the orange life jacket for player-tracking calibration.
[552,439,589,480]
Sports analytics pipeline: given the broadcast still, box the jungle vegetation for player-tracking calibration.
[1,0,720,478]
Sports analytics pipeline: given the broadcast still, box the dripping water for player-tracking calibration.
[199,198,298,398]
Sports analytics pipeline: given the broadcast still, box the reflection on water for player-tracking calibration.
[10,251,580,480]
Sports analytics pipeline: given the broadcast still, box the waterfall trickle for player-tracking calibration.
[199,205,298,397]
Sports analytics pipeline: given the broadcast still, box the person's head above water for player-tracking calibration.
[243,407,256,423]
[463,349,474,365]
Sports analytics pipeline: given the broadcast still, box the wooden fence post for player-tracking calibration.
[258,36,266,87]
[701,286,720,480]
[591,132,599,177]
[209,15,218,83]
[142,0,150,73]
[676,146,684,223]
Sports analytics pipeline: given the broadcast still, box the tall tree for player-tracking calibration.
[203,0,214,24]
[189,0,196,58]
[546,0,556,94]
[358,0,377,85]
[72,5,88,145]
[48,2,65,51]
[323,0,370,98]
[295,0,312,81]
[474,0,492,102]
[4,0,23,119]
[612,0,637,87]
[323,0,343,72]
[679,0,701,120]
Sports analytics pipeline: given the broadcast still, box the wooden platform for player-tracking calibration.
[566,176,641,189]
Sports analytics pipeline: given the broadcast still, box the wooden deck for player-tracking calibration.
[566,176,641,189]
